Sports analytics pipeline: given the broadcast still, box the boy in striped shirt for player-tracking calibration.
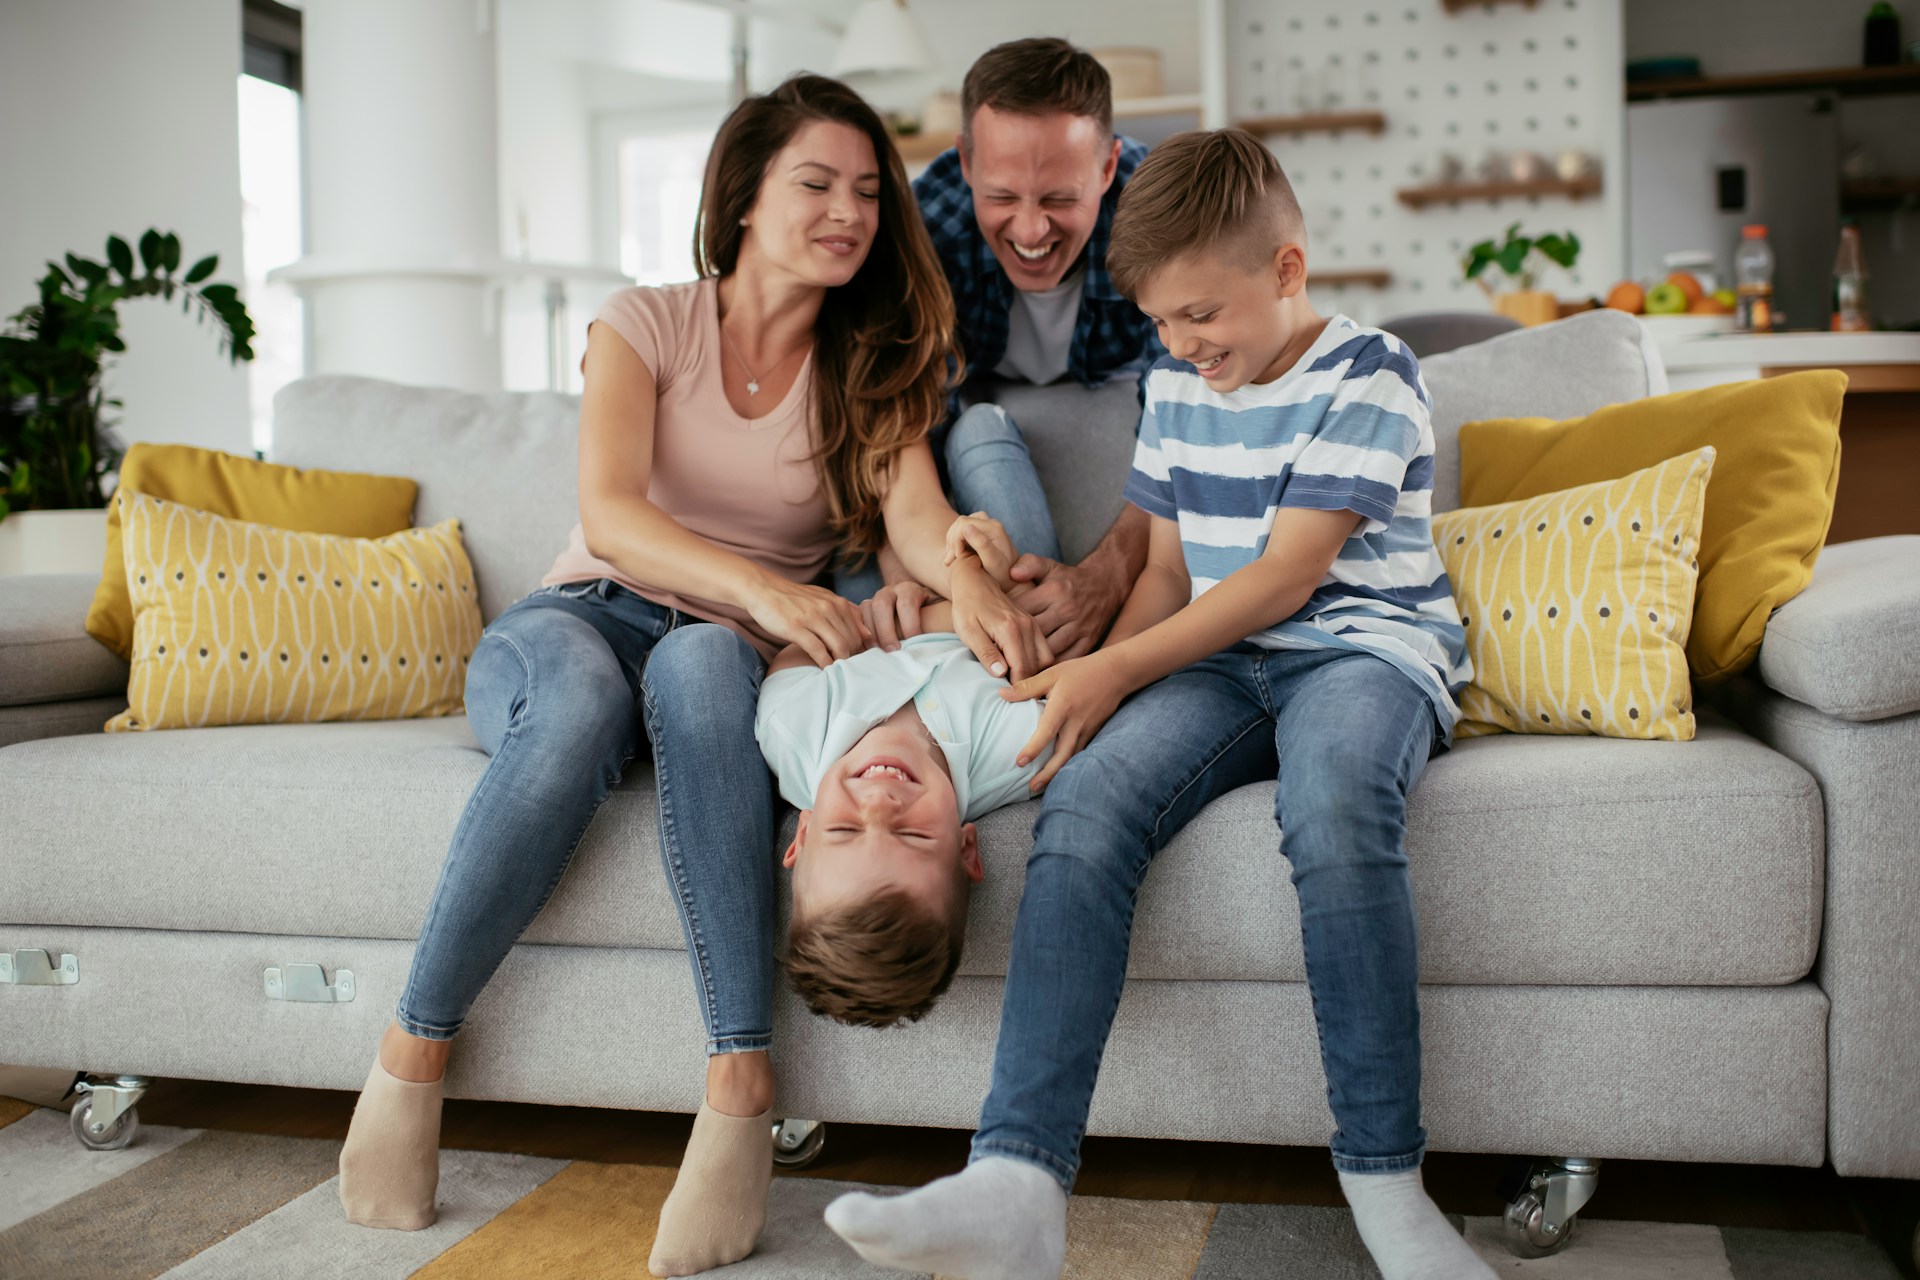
[826,130,1488,1280]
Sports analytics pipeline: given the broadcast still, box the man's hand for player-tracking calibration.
[1007,554,1128,661]
[950,556,1052,682]
[860,580,937,651]
[1000,651,1131,793]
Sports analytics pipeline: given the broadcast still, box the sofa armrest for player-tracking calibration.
[0,573,128,708]
[1718,674,1920,1179]
[1757,535,1920,721]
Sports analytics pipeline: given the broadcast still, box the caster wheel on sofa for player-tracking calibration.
[1503,1188,1578,1257]
[1499,1156,1598,1259]
[66,1074,152,1151]
[771,1118,826,1169]
[70,1096,140,1151]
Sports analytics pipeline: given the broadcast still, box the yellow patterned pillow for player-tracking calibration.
[106,490,483,732]
[1432,448,1714,741]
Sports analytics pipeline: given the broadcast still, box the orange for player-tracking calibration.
[1605,281,1645,313]
[1690,296,1733,316]
[1665,272,1705,305]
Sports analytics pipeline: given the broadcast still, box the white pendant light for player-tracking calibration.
[830,0,933,78]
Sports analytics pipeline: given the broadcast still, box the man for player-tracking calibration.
[881,38,1162,661]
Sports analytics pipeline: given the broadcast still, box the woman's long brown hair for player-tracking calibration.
[695,74,959,564]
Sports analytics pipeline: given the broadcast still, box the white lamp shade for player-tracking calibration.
[829,0,933,77]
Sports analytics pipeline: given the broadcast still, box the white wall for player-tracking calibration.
[0,0,250,456]
[1221,0,1627,325]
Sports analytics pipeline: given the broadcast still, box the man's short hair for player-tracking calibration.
[785,880,969,1028]
[961,37,1112,152]
[1107,129,1307,301]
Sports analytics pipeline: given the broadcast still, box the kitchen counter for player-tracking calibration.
[1650,328,1920,392]
[1638,325,1920,544]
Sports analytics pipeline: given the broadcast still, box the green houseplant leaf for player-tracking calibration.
[0,227,257,521]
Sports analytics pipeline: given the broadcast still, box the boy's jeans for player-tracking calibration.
[972,643,1440,1188]
[395,578,779,1056]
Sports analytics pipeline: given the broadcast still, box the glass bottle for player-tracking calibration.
[1734,225,1776,333]
[1832,222,1871,332]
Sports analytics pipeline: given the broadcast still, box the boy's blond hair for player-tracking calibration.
[785,875,970,1028]
[1108,128,1306,301]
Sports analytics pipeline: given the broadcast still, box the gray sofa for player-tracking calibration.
[3,310,1917,1242]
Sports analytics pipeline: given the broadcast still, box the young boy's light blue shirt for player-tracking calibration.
[754,633,1048,822]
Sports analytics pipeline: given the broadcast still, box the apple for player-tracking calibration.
[1644,282,1690,316]
[1712,288,1737,309]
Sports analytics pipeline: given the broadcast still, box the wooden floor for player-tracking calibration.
[114,1076,1920,1276]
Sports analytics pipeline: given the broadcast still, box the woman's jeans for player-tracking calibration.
[971,644,1440,1188]
[395,579,778,1056]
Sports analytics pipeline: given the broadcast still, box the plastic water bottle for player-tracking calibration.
[1735,225,1775,333]
[1832,222,1871,332]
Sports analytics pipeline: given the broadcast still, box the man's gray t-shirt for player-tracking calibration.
[995,267,1085,386]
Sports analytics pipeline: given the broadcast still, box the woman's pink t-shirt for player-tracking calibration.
[542,277,838,658]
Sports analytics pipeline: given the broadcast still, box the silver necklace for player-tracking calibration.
[718,320,802,397]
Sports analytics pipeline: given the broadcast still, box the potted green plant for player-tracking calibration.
[1462,223,1581,328]
[0,229,254,573]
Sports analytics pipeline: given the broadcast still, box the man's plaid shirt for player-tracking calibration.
[913,136,1163,410]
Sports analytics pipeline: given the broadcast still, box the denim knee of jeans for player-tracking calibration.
[464,609,634,762]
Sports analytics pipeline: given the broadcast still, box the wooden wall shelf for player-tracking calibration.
[1627,64,1920,102]
[1397,175,1601,208]
[1841,178,1920,209]
[1235,111,1387,138]
[1313,269,1393,289]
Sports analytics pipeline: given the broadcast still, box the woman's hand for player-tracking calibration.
[744,575,872,668]
[861,580,938,651]
[950,556,1052,682]
[943,512,1016,585]
[1000,651,1132,793]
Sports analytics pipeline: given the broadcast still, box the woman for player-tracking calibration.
[335,74,1042,1276]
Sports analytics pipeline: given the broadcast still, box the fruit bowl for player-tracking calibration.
[1635,314,1737,340]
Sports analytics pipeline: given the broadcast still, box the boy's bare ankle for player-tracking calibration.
[705,1051,774,1117]
[378,1022,451,1084]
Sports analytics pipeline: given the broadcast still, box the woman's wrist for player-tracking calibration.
[731,564,782,615]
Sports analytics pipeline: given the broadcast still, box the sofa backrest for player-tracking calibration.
[995,309,1667,557]
[1416,307,1666,512]
[269,310,1664,620]
[274,376,582,624]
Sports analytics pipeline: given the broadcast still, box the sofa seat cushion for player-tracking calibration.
[0,716,1820,986]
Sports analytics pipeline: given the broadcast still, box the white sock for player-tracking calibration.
[1339,1168,1495,1280]
[824,1156,1066,1280]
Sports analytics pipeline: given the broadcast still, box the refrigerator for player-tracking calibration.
[1627,94,1841,332]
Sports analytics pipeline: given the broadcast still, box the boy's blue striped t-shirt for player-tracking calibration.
[1122,314,1470,739]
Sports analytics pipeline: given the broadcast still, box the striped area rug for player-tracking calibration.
[0,1098,1901,1279]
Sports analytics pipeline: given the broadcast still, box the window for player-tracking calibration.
[605,111,724,286]
[238,0,305,455]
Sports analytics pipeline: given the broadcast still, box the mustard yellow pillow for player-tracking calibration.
[1434,448,1714,741]
[106,491,482,732]
[87,444,419,661]
[1458,371,1842,684]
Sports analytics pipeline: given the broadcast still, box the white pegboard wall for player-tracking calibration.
[1225,0,1625,326]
